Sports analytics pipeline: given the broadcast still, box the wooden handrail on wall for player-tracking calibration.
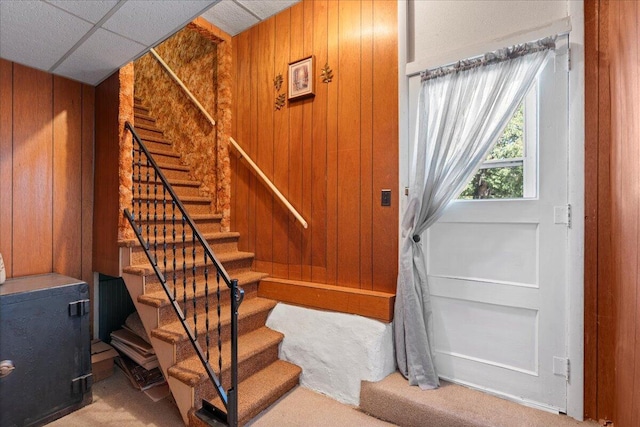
[149,48,216,126]
[149,48,308,229]
[228,137,308,229]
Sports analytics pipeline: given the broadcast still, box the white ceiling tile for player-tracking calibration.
[0,0,93,71]
[45,0,119,24]
[237,0,299,20]
[54,28,146,85]
[200,1,258,37]
[102,0,218,46]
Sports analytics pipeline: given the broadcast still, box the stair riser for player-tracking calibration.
[238,374,299,426]
[133,166,191,181]
[132,179,202,197]
[130,217,224,235]
[132,200,212,215]
[138,139,173,152]
[193,344,280,406]
[136,127,165,140]
[134,106,150,116]
[129,236,239,265]
[141,258,255,291]
[155,283,259,324]
[174,309,271,362]
[134,150,182,165]
[134,116,156,127]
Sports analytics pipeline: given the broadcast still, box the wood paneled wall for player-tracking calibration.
[230,0,398,293]
[0,59,94,288]
[93,71,122,277]
[585,0,640,423]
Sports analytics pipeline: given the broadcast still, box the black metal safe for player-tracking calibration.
[0,274,92,427]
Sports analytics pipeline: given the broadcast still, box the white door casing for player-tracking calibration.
[408,40,570,412]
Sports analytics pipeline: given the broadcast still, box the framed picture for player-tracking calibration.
[288,55,315,100]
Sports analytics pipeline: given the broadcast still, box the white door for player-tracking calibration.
[409,40,570,412]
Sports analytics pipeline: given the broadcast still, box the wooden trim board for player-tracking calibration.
[258,277,395,322]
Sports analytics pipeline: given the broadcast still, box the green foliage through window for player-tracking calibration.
[459,104,525,199]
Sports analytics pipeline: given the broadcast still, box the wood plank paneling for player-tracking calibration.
[325,0,339,286]
[53,76,83,279]
[232,31,251,253]
[310,0,328,283]
[81,85,95,330]
[596,0,615,420]
[273,9,291,279]
[360,0,374,290]
[586,0,640,422]
[0,60,94,285]
[12,64,53,277]
[259,277,395,322]
[0,60,13,279]
[336,0,362,288]
[93,72,121,277]
[371,0,399,294]
[255,20,275,274]
[288,2,304,280]
[231,0,398,298]
[633,5,640,424]
[300,0,314,281]
[584,0,601,419]
[614,1,640,425]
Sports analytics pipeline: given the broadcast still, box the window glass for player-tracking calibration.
[458,93,536,200]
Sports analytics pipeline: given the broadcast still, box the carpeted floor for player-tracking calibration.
[47,368,395,427]
[360,372,599,427]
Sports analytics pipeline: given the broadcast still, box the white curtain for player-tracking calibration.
[395,45,554,390]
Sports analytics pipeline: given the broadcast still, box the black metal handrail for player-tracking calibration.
[123,121,243,426]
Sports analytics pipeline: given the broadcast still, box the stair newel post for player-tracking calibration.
[229,278,244,427]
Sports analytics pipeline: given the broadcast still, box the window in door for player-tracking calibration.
[458,84,538,200]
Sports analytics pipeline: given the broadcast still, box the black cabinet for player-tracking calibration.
[0,274,92,427]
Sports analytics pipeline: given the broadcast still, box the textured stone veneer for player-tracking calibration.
[187,21,233,231]
[133,23,232,231]
[119,63,135,241]
[266,303,396,406]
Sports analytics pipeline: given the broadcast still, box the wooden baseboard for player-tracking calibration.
[258,278,395,322]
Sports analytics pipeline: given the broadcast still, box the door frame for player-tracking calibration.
[397,0,585,419]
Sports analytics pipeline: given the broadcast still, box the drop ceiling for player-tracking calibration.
[0,0,299,86]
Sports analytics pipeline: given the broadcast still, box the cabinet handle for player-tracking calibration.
[0,360,15,378]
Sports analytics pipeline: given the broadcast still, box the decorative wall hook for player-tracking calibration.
[275,93,286,110]
[321,62,333,83]
[274,74,283,92]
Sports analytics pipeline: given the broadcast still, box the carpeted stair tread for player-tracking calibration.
[168,327,283,387]
[119,231,239,248]
[360,372,588,427]
[122,250,255,276]
[200,360,302,426]
[151,297,277,344]
[138,270,268,308]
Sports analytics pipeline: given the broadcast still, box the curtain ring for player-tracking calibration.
[412,235,421,243]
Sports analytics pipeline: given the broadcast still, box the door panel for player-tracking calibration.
[413,39,569,411]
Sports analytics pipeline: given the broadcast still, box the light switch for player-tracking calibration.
[381,189,391,206]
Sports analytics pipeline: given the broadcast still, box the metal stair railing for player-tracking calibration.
[123,121,243,427]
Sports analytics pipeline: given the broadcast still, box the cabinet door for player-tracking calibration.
[0,278,90,427]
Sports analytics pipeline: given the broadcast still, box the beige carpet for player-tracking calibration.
[47,368,394,427]
[360,372,598,427]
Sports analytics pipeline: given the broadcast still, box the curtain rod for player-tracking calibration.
[420,36,556,82]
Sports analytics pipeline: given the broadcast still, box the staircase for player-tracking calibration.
[119,97,301,426]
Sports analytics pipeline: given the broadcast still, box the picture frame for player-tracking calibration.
[288,55,315,101]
